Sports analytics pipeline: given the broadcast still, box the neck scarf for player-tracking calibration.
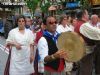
[43,30,60,43]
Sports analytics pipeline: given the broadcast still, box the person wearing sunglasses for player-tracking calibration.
[5,15,35,75]
[37,16,67,75]
[57,14,74,75]
[56,14,73,34]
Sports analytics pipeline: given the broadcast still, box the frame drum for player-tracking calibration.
[57,32,86,62]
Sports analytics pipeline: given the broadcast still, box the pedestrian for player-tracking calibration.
[75,9,100,75]
[25,17,33,29]
[4,15,35,75]
[37,16,67,75]
[56,14,73,34]
[35,19,46,75]
[80,15,100,75]
[56,15,74,75]
[90,14,99,27]
[4,16,13,39]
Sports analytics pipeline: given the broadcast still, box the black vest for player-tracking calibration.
[44,36,61,70]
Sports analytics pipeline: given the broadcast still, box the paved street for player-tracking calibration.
[0,36,95,75]
[0,36,8,75]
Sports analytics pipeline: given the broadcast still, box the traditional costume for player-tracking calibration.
[5,28,35,75]
[38,30,66,75]
[80,22,100,75]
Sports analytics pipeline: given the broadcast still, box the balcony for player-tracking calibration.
[0,0,26,8]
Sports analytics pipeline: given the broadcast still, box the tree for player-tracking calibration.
[80,0,91,10]
[40,2,51,13]
[25,0,40,13]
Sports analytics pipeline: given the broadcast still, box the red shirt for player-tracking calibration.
[74,20,85,35]
[35,30,43,44]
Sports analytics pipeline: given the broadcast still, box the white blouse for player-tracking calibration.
[56,25,73,34]
[6,27,35,75]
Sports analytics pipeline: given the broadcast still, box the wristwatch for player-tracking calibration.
[51,55,55,59]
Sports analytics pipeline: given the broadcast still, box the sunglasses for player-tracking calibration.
[48,21,57,24]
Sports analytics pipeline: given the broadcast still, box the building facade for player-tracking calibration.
[0,0,26,18]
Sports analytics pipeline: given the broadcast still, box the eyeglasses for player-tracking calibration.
[48,21,57,24]
[18,20,25,22]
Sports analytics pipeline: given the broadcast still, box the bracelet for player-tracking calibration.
[51,55,55,59]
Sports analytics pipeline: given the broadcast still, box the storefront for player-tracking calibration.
[0,2,26,18]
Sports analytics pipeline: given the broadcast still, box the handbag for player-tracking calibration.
[4,45,12,75]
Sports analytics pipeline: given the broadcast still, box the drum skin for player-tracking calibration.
[57,32,86,62]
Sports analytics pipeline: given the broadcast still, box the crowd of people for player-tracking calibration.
[4,9,100,75]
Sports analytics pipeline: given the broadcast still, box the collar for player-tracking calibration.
[16,27,26,31]
[43,30,60,39]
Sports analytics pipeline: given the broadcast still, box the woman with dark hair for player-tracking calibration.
[5,15,35,75]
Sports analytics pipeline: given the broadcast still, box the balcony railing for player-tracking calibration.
[0,0,25,3]
[0,0,26,6]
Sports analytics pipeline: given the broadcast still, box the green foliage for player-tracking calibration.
[41,2,51,13]
[25,0,40,13]
[80,0,91,9]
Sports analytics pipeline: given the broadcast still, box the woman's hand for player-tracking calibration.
[14,42,22,50]
[6,41,22,50]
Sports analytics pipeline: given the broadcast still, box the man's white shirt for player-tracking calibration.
[80,22,100,40]
[38,37,49,61]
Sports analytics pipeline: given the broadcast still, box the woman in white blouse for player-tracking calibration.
[6,15,35,75]
[56,15,73,75]
[56,15,73,34]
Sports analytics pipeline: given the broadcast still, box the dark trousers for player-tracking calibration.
[76,53,94,75]
[34,50,38,75]
[94,45,100,74]
[34,50,44,75]
[77,45,100,75]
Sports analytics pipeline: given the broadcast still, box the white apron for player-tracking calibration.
[6,28,34,75]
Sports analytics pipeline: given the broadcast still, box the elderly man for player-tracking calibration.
[90,14,100,27]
